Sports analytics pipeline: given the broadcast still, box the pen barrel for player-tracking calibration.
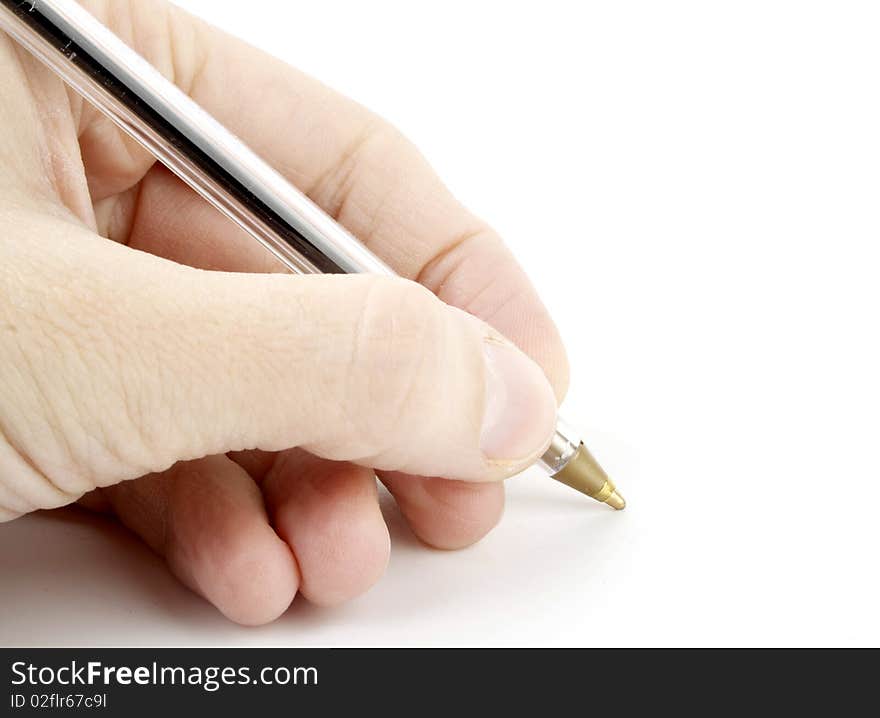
[0,0,393,277]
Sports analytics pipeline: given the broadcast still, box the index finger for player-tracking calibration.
[78,0,569,394]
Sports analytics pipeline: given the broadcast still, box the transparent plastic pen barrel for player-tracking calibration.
[0,0,392,277]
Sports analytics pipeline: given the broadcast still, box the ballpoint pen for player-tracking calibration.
[0,0,625,509]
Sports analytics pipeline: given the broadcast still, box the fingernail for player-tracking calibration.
[480,340,557,461]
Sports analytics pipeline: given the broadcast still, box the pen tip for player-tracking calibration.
[605,491,626,510]
[550,443,626,510]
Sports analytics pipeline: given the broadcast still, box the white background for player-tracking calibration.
[1,0,878,646]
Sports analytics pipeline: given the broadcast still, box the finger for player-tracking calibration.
[230,447,505,553]
[380,473,505,550]
[0,218,556,516]
[73,0,569,396]
[374,232,567,549]
[102,454,299,625]
[260,449,389,606]
[119,168,570,399]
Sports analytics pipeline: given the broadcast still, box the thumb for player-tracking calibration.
[0,223,557,519]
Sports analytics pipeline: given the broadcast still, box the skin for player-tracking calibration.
[0,0,569,625]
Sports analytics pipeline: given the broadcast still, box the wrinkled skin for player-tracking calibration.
[0,0,568,624]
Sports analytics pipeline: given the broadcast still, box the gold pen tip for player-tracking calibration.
[550,443,626,510]
[605,491,626,510]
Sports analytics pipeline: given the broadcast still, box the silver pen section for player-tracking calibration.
[0,0,624,508]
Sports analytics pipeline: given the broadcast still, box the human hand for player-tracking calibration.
[0,0,569,623]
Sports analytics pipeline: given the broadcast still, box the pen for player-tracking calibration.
[0,0,625,509]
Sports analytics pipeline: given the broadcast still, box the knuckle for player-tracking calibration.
[310,120,395,219]
[311,120,418,239]
[422,229,572,400]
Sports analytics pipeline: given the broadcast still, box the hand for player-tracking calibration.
[0,0,568,624]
